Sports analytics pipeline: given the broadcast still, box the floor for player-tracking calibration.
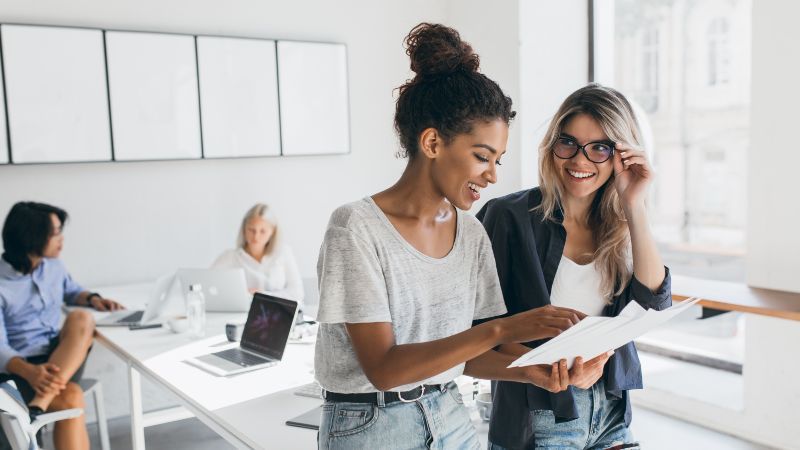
[40,402,773,450]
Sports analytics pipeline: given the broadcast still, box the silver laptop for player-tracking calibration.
[176,268,251,312]
[96,274,176,326]
[185,293,298,376]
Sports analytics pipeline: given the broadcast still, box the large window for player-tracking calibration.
[593,0,752,281]
[707,17,731,86]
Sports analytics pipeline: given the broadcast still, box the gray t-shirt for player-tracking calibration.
[314,197,507,393]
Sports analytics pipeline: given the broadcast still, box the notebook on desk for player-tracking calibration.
[285,405,323,430]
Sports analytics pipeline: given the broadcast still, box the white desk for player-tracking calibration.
[90,283,321,449]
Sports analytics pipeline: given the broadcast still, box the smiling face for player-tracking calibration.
[41,213,64,259]
[553,113,615,201]
[428,119,508,210]
[244,216,275,256]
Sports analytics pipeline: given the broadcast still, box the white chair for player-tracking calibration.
[0,381,82,450]
[78,379,110,450]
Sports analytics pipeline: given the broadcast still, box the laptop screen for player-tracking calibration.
[240,293,298,360]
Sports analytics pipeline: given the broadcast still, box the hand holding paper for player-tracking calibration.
[508,298,701,369]
[499,305,586,343]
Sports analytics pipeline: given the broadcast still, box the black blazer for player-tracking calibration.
[476,188,672,449]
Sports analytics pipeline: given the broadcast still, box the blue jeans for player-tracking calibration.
[489,380,639,450]
[318,382,480,450]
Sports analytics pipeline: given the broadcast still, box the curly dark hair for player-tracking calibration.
[394,23,516,158]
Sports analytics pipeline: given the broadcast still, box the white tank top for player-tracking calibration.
[550,255,606,316]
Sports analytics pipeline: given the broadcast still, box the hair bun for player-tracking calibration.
[405,23,480,78]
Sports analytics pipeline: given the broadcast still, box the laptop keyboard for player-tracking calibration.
[215,348,274,367]
[116,311,144,324]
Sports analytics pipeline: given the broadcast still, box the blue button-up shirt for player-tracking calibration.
[0,257,84,373]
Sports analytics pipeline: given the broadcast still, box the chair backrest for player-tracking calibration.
[0,381,32,450]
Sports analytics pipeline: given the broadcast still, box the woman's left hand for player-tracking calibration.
[613,142,654,208]
[523,360,570,393]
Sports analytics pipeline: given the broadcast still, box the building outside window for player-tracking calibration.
[707,17,731,86]
[593,0,752,281]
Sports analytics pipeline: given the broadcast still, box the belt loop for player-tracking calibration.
[440,384,447,393]
[377,391,386,408]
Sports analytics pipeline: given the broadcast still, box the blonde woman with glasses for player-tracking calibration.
[475,84,671,449]
[212,203,304,304]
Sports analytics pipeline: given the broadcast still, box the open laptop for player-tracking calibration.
[176,268,251,312]
[96,274,176,326]
[185,293,298,376]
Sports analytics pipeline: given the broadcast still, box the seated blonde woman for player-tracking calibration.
[212,204,304,307]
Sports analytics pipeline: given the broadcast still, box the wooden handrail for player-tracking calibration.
[672,275,800,322]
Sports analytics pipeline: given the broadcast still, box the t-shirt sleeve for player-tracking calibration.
[473,229,507,320]
[315,225,391,324]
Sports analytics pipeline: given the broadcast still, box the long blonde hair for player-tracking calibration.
[537,84,642,300]
[237,203,280,257]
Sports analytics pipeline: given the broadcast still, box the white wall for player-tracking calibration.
[0,0,531,286]
[519,0,589,188]
[446,0,522,208]
[747,0,800,293]
[0,0,444,287]
[0,0,530,420]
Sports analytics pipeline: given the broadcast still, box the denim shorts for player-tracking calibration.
[318,381,480,450]
[489,380,639,450]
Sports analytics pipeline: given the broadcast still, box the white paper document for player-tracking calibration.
[508,297,701,369]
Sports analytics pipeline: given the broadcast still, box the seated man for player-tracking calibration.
[0,202,122,450]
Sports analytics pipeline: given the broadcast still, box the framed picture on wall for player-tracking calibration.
[105,31,201,161]
[0,24,112,164]
[0,44,7,165]
[277,41,350,156]
[196,36,281,158]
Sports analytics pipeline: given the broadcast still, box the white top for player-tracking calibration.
[314,197,507,393]
[212,246,304,305]
[550,255,607,316]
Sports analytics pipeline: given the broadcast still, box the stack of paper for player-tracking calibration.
[508,297,701,369]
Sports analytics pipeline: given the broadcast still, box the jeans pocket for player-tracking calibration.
[447,386,465,405]
[531,409,555,430]
[328,403,379,437]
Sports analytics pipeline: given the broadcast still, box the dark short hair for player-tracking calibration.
[394,23,516,158]
[2,202,68,274]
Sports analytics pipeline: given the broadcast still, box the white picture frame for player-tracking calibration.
[0,43,7,165]
[0,25,111,164]
[106,31,201,161]
[277,41,350,156]
[197,36,281,158]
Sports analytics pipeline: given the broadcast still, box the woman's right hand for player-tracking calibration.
[23,362,67,397]
[568,351,613,389]
[499,305,585,344]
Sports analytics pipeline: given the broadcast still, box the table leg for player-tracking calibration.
[128,363,146,450]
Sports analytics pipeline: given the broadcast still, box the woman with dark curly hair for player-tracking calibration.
[312,23,584,449]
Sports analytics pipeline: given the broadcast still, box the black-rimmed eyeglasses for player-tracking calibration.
[553,135,615,163]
